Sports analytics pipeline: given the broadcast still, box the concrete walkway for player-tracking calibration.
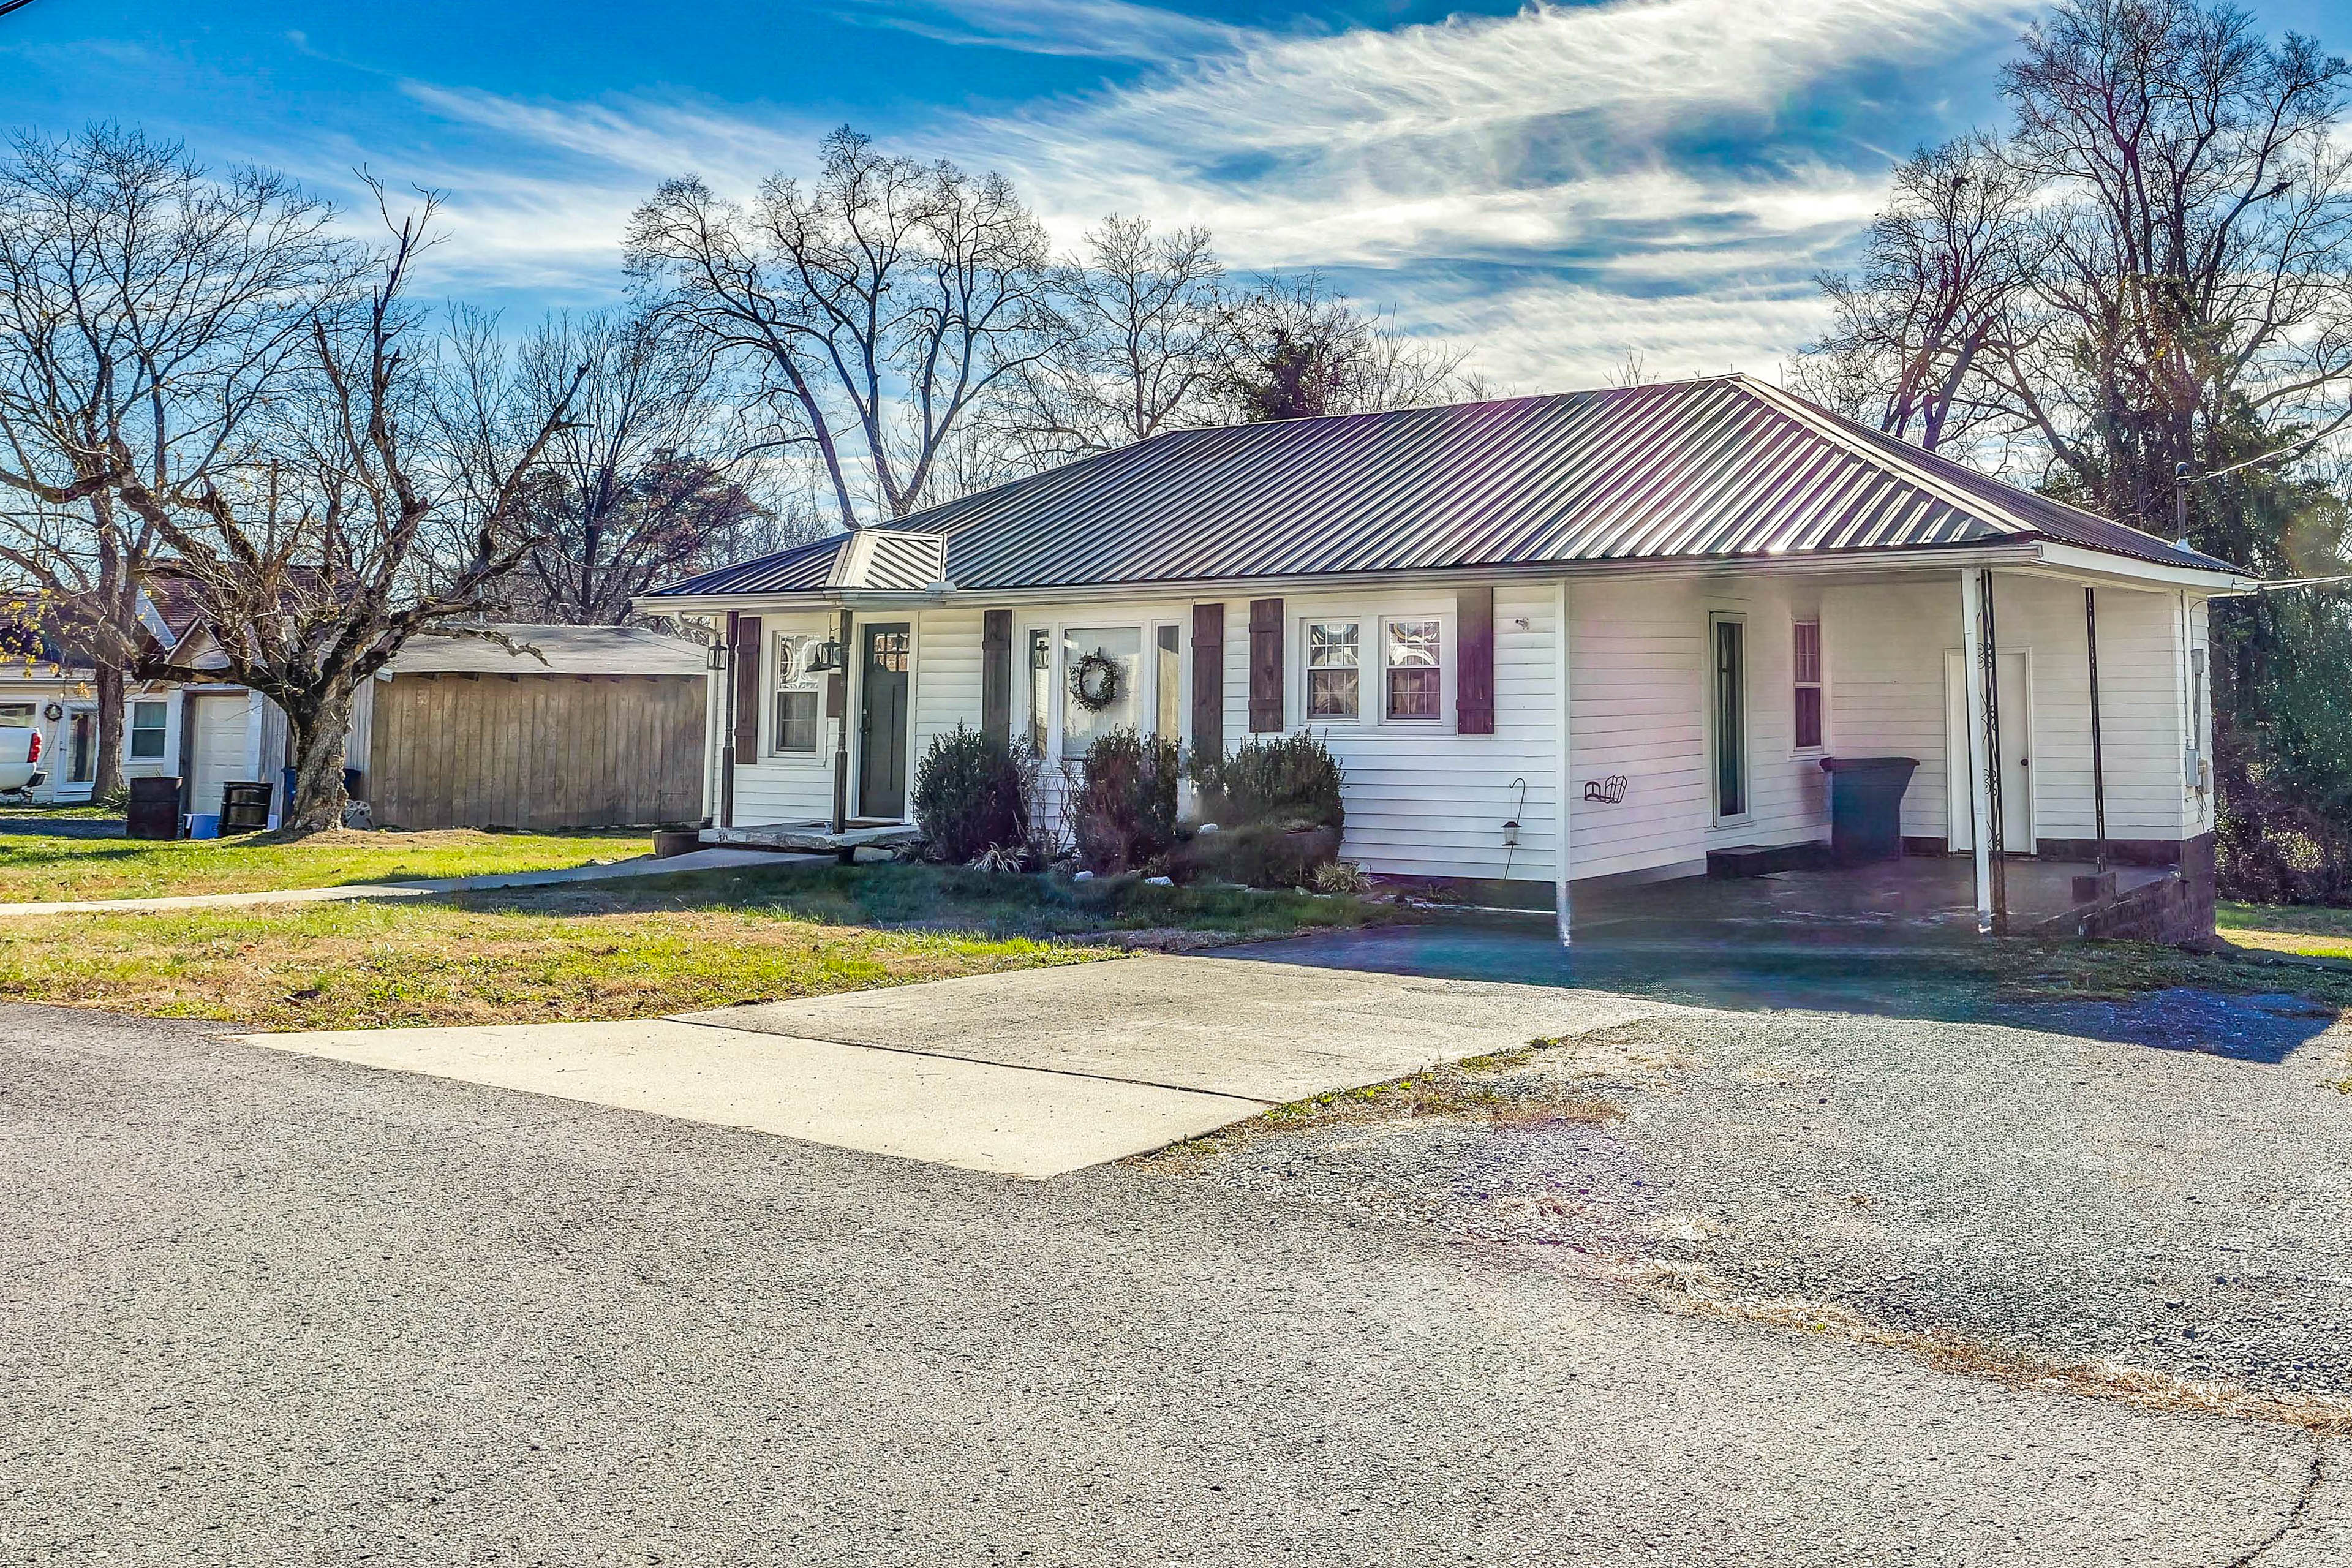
[0,845,815,916]
[229,955,1661,1177]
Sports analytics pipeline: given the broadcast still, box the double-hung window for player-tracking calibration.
[1383,619,1442,721]
[1792,620,1823,751]
[129,699,168,760]
[772,634,821,755]
[1305,621,1360,720]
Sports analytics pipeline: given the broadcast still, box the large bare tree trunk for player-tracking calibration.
[91,664,123,799]
[282,688,352,835]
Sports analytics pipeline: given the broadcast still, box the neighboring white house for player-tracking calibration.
[638,375,2253,941]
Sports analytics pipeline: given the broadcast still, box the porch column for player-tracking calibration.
[701,617,724,826]
[1959,570,1996,934]
[2084,588,2108,873]
[1555,579,1574,946]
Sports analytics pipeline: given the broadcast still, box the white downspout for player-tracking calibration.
[1555,578,1574,947]
[1959,568,1994,934]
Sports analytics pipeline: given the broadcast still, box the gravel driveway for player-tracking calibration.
[1169,930,2352,1406]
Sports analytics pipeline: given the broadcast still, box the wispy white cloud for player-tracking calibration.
[838,0,1257,61]
[298,0,2036,380]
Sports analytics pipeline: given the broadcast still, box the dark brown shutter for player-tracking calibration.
[981,609,1013,744]
[1455,586,1494,735]
[1191,603,1224,758]
[732,613,762,758]
[1248,598,1284,733]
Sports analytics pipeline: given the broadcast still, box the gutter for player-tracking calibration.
[631,541,2058,619]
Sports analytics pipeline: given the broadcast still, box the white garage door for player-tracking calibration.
[187,695,252,819]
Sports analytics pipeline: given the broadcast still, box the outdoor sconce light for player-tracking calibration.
[808,638,848,674]
[706,642,729,672]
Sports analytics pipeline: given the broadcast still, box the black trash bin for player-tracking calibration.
[126,775,181,840]
[219,780,273,835]
[1820,756,1918,866]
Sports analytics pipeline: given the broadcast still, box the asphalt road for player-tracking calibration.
[0,1005,2335,1566]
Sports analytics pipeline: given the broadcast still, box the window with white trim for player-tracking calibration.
[1792,619,1823,751]
[1383,618,1442,721]
[1305,620,1360,720]
[771,633,821,755]
[129,699,168,760]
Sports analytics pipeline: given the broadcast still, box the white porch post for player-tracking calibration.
[701,616,724,826]
[1959,568,1994,934]
[1555,578,1574,946]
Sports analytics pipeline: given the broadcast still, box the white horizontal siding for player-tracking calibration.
[701,562,2210,877]
[731,609,835,827]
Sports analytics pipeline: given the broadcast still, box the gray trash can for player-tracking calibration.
[1820,756,1918,865]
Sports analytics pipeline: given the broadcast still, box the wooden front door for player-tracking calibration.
[858,623,911,820]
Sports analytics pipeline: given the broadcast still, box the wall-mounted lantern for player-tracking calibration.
[706,641,729,673]
[807,638,848,674]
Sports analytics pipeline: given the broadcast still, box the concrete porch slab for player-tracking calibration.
[223,1017,1257,1180]
[674,953,1657,1103]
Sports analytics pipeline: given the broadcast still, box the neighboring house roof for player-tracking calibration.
[646,374,2244,601]
[383,624,709,677]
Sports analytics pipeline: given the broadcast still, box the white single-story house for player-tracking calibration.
[639,375,2254,941]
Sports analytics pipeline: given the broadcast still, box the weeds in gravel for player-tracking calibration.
[1606,1259,2352,1435]
[1139,1036,1627,1172]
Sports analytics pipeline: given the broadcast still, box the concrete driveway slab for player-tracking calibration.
[226,1017,1257,1178]
[677,952,1657,1101]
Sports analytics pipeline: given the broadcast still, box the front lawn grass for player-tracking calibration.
[2215,900,2352,962]
[0,860,1396,1029]
[0,826,647,903]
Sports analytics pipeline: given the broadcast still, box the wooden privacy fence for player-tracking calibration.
[366,673,706,832]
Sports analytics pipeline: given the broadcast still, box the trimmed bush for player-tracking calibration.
[1178,732,1348,888]
[1072,727,1180,875]
[911,724,1028,865]
[1189,731,1345,837]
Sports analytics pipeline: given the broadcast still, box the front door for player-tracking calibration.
[1945,649,2032,852]
[858,623,911,821]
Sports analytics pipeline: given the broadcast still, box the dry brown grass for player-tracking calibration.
[1138,1036,1629,1172]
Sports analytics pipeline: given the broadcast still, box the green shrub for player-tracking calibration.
[1072,727,1180,875]
[1189,731,1345,835]
[1176,821,1341,889]
[911,725,1028,865]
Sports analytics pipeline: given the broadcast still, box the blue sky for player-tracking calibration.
[3,1,2342,388]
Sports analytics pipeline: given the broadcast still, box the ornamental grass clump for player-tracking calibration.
[911,724,1029,866]
[1071,727,1180,875]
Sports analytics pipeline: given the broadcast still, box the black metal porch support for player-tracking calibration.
[828,608,854,835]
[1976,568,2009,935]
[2084,587,2109,875]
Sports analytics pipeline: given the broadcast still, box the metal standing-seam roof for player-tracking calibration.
[646,375,2244,601]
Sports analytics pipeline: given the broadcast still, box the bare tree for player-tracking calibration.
[999,214,1227,462]
[1992,0,2352,534]
[0,126,341,795]
[1214,273,1482,423]
[435,306,795,625]
[1792,135,2035,454]
[626,127,1064,529]
[121,194,582,832]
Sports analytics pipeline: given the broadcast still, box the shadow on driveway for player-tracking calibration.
[1224,914,2341,1066]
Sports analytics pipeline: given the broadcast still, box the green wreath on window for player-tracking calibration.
[1068,648,1123,713]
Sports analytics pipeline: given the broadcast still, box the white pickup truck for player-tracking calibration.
[0,726,46,796]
